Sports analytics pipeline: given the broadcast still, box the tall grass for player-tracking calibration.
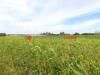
[0,36,100,75]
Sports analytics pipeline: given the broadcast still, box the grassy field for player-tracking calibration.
[0,35,100,75]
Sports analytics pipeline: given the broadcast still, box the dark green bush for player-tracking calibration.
[0,33,7,36]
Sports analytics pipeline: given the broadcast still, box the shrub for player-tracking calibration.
[0,33,7,36]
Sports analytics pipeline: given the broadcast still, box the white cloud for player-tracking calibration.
[7,0,30,15]
[76,19,100,29]
[13,18,100,34]
[0,0,37,15]
[0,13,15,21]
[28,0,100,26]
[0,0,100,33]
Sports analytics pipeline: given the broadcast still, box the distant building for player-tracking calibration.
[95,30,100,35]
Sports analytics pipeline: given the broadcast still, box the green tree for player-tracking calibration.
[74,32,80,35]
[59,32,65,35]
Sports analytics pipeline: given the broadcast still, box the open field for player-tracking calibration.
[0,35,100,75]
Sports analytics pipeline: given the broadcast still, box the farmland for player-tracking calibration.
[0,35,100,75]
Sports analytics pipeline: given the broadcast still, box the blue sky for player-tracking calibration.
[0,0,100,34]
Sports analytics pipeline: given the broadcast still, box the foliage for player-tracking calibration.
[74,32,80,35]
[0,33,7,36]
[59,32,65,35]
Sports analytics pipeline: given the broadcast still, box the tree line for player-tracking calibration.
[41,32,100,35]
[0,32,100,36]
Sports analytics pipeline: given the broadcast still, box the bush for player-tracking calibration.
[0,33,7,36]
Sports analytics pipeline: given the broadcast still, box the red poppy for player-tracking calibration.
[26,35,32,42]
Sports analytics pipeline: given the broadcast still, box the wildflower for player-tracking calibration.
[26,35,32,42]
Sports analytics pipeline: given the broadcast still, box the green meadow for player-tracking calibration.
[0,35,100,75]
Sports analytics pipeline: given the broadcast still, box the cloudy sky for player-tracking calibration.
[0,0,100,34]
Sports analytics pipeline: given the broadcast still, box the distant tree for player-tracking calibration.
[0,33,7,36]
[41,32,54,35]
[74,32,80,35]
[60,32,65,35]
